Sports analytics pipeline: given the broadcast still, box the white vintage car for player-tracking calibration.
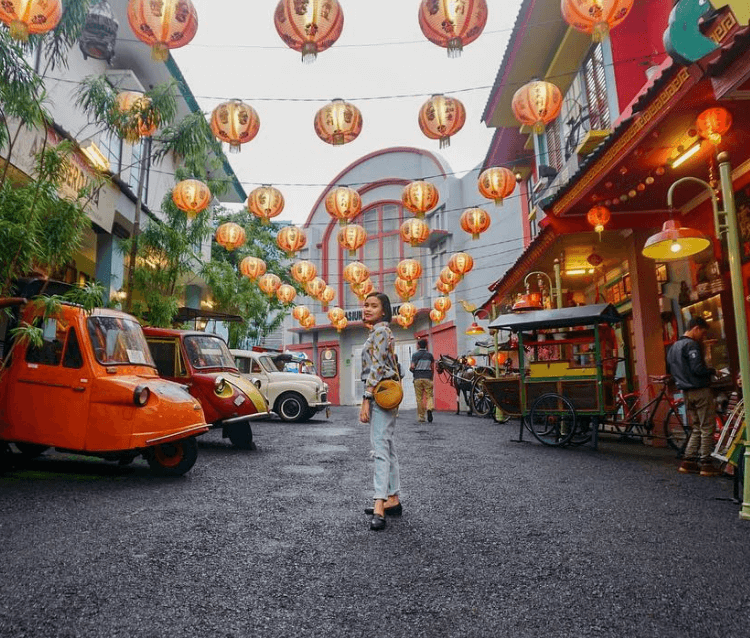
[231,349,330,423]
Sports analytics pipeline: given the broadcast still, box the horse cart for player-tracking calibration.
[436,354,497,417]
[482,304,627,448]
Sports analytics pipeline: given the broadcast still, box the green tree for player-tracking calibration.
[202,209,301,349]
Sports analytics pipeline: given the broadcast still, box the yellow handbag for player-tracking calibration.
[373,355,403,410]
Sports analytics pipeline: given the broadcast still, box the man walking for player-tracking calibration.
[666,316,721,476]
[410,338,435,423]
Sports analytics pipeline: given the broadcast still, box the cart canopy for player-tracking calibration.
[488,303,622,332]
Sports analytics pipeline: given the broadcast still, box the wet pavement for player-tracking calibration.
[1,406,748,637]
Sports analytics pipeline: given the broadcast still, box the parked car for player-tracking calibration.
[143,328,270,449]
[231,349,330,423]
[0,299,209,476]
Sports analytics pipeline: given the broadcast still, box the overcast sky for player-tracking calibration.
[173,0,523,225]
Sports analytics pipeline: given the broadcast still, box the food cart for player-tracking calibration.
[483,304,627,449]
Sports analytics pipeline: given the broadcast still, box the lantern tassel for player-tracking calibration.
[447,38,463,58]
[439,136,451,149]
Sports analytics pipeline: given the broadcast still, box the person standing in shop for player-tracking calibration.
[410,338,435,423]
[666,316,721,476]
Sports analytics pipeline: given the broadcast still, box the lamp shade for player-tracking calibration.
[314,99,362,146]
[512,292,544,311]
[465,321,486,335]
[418,0,488,57]
[418,94,466,149]
[641,220,711,261]
[248,185,284,224]
[127,0,198,62]
[273,0,344,63]
[0,0,61,41]
[210,100,260,153]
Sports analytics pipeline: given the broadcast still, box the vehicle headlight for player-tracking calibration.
[214,376,227,394]
[251,377,262,390]
[134,385,150,407]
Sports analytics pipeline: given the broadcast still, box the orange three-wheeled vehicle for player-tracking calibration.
[0,299,209,476]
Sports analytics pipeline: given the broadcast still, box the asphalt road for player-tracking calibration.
[1,407,748,638]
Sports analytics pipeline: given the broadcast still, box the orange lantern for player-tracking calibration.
[291,260,317,284]
[434,296,452,314]
[0,0,61,41]
[276,283,297,305]
[399,302,417,319]
[418,0,488,57]
[337,224,367,257]
[292,305,311,322]
[215,222,246,251]
[429,309,445,324]
[440,267,462,287]
[436,280,454,295]
[397,259,422,282]
[394,277,418,302]
[479,167,516,206]
[448,253,474,276]
[333,317,347,332]
[258,273,281,297]
[172,179,211,218]
[418,94,466,148]
[247,185,284,225]
[273,0,344,63]
[396,315,413,329]
[696,107,732,145]
[512,80,563,134]
[460,207,491,240]
[351,279,374,300]
[399,218,430,247]
[343,261,370,286]
[320,285,336,305]
[466,356,477,367]
[314,99,363,146]
[328,307,345,324]
[239,256,267,281]
[325,186,361,226]
[305,277,326,299]
[402,181,439,218]
[300,314,316,329]
[210,100,260,153]
[127,0,198,62]
[561,0,634,42]
[115,91,157,143]
[587,205,611,235]
[276,226,307,257]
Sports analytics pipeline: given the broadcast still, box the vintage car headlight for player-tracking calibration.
[133,385,150,407]
[251,377,262,390]
[214,376,227,394]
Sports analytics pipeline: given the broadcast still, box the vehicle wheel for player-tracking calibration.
[528,393,577,447]
[663,407,690,454]
[470,376,494,418]
[276,392,308,423]
[14,443,48,458]
[227,422,255,450]
[145,437,198,476]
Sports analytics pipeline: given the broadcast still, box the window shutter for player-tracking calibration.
[583,44,610,131]
[545,117,564,171]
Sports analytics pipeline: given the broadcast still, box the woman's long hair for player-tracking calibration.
[365,291,393,323]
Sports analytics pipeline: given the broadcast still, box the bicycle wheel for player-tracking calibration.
[470,376,494,418]
[528,393,577,447]
[611,394,639,434]
[663,407,690,453]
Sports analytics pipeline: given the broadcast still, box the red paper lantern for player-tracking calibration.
[399,302,417,319]
[587,205,611,234]
[115,91,157,143]
[394,277,418,302]
[314,99,363,146]
[430,309,445,324]
[402,181,439,218]
[325,186,361,225]
[448,253,474,276]
[239,256,267,281]
[305,277,327,299]
[434,296,452,313]
[210,100,260,153]
[172,179,211,218]
[561,0,634,42]
[333,317,347,332]
[320,285,336,305]
[436,280,454,295]
[273,0,344,63]
[258,273,282,297]
[337,224,367,257]
[343,261,370,286]
[399,218,430,247]
[418,94,466,148]
[328,307,345,324]
[247,185,284,225]
[127,0,198,61]
[418,0,488,57]
[292,305,311,322]
[300,314,316,329]
[291,260,317,284]
[215,222,246,251]
[351,279,374,300]
[512,80,563,134]
[276,283,297,305]
[478,167,516,206]
[696,107,732,145]
[460,208,491,240]
[276,226,307,257]
[440,267,462,287]
[397,259,422,282]
[0,0,61,41]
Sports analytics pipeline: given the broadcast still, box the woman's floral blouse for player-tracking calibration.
[361,321,398,394]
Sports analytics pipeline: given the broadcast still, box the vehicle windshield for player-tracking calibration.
[184,335,236,369]
[259,355,279,373]
[87,316,155,366]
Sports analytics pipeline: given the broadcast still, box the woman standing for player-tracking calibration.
[359,292,401,531]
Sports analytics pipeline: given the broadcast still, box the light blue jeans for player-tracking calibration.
[370,402,400,500]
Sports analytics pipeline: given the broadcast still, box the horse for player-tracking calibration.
[436,354,481,415]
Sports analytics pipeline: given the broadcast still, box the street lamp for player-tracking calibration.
[646,152,750,521]
[518,262,563,310]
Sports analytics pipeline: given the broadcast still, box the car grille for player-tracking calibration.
[320,393,327,403]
